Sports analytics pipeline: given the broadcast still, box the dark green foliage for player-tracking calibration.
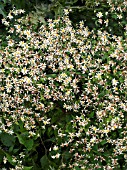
[1,0,127,37]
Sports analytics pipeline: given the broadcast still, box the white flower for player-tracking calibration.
[24,77,31,84]
[55,153,60,158]
[7,13,13,19]
[3,20,9,26]
[8,39,14,47]
[43,119,50,125]
[124,25,127,30]
[90,136,96,143]
[14,24,21,31]
[105,12,108,15]
[19,152,25,158]
[24,30,31,38]
[22,67,28,75]
[64,9,69,15]
[19,41,25,47]
[112,78,118,86]
[8,130,14,135]
[95,73,102,79]
[61,73,67,78]
[96,12,103,18]
[104,19,109,26]
[117,14,122,19]
[53,146,59,151]
[65,90,71,96]
[3,156,7,164]
[19,9,25,13]
[82,65,87,72]
[51,155,56,159]
[52,125,58,130]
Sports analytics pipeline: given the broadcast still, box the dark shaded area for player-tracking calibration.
[0,0,127,37]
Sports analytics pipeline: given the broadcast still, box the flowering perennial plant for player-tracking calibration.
[0,3,127,170]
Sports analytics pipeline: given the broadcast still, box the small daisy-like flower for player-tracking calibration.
[24,30,31,38]
[96,12,103,18]
[112,78,118,86]
[21,67,28,75]
[55,153,60,158]
[51,155,56,159]
[117,14,122,19]
[64,9,69,15]
[23,77,31,84]
[95,73,102,80]
[19,41,25,47]
[7,12,13,19]
[8,39,14,47]
[104,19,109,26]
[3,156,7,164]
[53,146,59,151]
[14,24,21,30]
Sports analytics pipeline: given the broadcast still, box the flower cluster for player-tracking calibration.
[94,0,127,35]
[0,4,127,170]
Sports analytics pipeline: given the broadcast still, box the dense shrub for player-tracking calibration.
[0,4,127,170]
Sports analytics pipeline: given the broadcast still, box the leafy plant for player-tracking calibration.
[0,1,127,169]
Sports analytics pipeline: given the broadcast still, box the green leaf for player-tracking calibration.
[38,16,46,24]
[92,144,98,153]
[63,151,71,160]
[9,145,14,152]
[13,149,19,153]
[46,74,56,78]
[100,140,107,145]
[33,163,42,170]
[0,8,6,17]
[75,167,81,170]
[0,149,5,163]
[16,133,25,145]
[5,153,16,166]
[0,133,16,147]
[47,127,53,137]
[40,95,45,101]
[112,14,117,19]
[16,133,34,151]
[40,155,49,170]
[25,139,34,151]
[88,112,94,118]
[44,137,55,142]
[40,78,45,83]
[119,77,124,83]
[98,91,105,98]
[23,166,33,170]
[2,0,7,4]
